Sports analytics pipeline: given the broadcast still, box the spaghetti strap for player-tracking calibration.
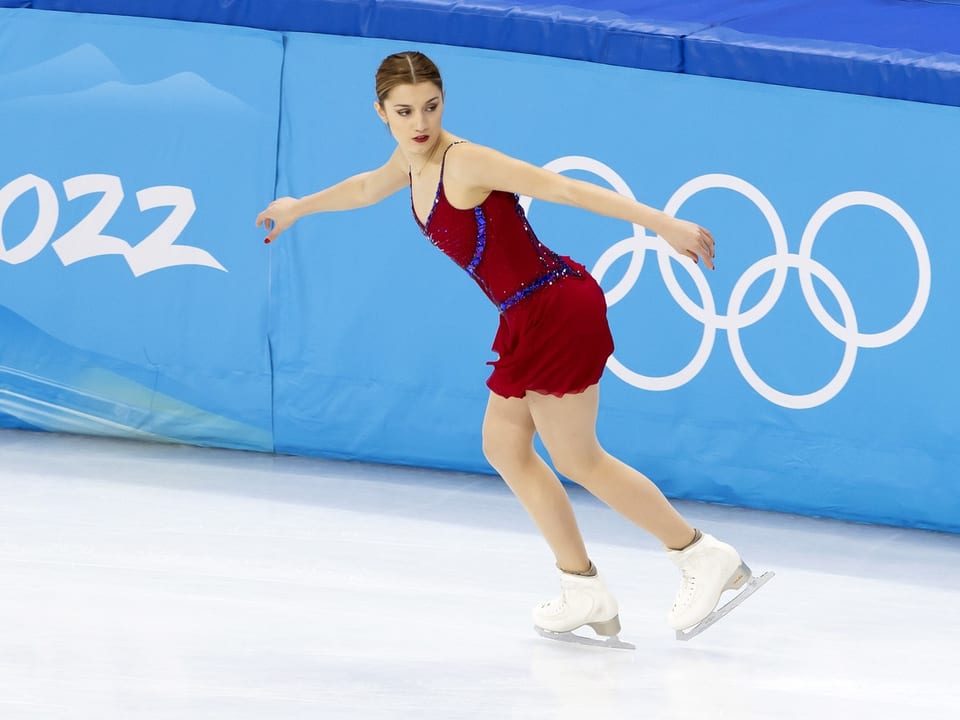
[411,140,468,230]
[438,140,467,185]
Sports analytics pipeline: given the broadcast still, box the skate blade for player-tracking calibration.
[675,570,775,641]
[535,626,636,651]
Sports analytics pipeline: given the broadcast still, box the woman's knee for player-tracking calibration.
[481,425,532,473]
[548,445,606,484]
[481,395,536,472]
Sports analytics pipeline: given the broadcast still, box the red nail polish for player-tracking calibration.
[264,238,271,244]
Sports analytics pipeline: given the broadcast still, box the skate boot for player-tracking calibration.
[533,566,634,649]
[667,532,751,632]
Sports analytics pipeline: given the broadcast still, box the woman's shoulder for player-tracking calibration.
[442,138,508,175]
[440,134,470,157]
[442,139,529,194]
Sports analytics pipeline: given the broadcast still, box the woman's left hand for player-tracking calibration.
[660,217,715,270]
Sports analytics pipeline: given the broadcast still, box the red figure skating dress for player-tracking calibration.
[413,143,614,398]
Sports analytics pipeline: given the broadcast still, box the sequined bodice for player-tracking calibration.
[412,144,581,313]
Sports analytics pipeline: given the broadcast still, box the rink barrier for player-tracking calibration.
[19,0,960,107]
[0,9,280,450]
[1,9,958,533]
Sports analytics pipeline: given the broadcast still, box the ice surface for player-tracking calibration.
[1,429,957,719]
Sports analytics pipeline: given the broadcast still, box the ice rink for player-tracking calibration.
[1,428,957,719]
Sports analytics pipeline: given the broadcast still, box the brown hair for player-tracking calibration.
[375,51,443,104]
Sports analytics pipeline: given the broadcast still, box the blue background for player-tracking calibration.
[1,9,958,532]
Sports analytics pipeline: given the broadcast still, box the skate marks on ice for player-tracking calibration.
[675,571,775,641]
[534,626,636,650]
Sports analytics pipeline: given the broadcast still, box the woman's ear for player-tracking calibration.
[373,100,388,126]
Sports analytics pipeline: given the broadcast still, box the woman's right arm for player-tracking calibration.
[256,148,408,243]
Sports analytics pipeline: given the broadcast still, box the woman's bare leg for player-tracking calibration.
[481,391,591,572]
[525,384,696,550]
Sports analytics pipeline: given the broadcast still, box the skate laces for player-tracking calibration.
[540,587,569,613]
[673,567,698,611]
[540,582,595,616]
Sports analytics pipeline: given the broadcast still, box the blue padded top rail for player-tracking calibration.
[18,0,960,105]
[685,0,960,105]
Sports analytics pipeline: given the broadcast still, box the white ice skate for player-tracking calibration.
[667,533,774,641]
[533,567,635,650]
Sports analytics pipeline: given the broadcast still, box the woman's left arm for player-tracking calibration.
[448,143,715,269]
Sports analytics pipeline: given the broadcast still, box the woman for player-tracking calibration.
[257,51,752,640]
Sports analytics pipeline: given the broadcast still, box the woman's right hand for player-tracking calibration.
[256,196,302,244]
[659,216,716,271]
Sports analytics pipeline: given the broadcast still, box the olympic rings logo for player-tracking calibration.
[520,158,930,409]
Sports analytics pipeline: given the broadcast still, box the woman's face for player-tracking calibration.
[376,81,444,157]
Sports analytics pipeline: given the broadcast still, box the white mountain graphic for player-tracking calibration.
[0,43,256,113]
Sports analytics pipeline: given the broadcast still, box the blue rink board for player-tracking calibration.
[0,8,281,450]
[2,7,959,534]
[23,0,960,107]
[270,32,960,534]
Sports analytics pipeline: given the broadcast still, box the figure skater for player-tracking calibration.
[257,51,756,641]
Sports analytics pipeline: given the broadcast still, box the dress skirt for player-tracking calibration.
[486,259,615,399]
